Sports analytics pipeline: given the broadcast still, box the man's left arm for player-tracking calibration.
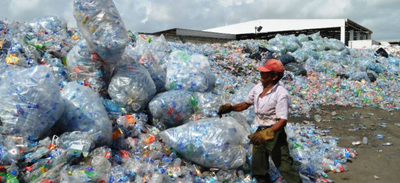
[271,119,287,132]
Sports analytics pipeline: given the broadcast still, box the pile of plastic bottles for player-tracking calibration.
[2,0,400,182]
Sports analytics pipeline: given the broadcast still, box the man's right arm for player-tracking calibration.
[232,102,252,112]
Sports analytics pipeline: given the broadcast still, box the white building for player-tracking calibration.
[205,19,372,45]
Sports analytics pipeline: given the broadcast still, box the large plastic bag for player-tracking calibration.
[285,62,307,76]
[40,53,69,89]
[285,40,301,53]
[297,34,310,42]
[73,0,128,66]
[148,34,170,68]
[159,117,249,169]
[0,66,64,140]
[290,49,310,63]
[277,54,296,65]
[190,92,224,120]
[304,58,324,72]
[126,46,167,93]
[58,82,112,146]
[349,72,370,82]
[148,90,194,129]
[366,62,384,74]
[325,39,345,51]
[0,61,23,81]
[309,32,322,41]
[166,50,215,92]
[108,53,157,112]
[266,44,287,55]
[66,40,106,93]
[228,83,256,124]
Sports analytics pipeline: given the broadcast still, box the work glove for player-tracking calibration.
[248,128,275,146]
[217,103,233,118]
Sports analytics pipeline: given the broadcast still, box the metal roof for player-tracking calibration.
[205,19,372,35]
[150,28,236,39]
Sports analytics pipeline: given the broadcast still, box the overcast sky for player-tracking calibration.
[0,0,398,40]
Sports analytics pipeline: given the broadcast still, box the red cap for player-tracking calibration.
[257,59,285,73]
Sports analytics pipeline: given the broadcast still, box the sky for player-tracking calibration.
[0,0,399,40]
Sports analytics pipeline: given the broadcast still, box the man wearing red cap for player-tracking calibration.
[218,59,302,183]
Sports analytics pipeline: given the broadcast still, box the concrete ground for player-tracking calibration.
[289,106,400,183]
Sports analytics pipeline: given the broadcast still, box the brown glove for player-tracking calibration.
[217,103,233,118]
[248,128,275,146]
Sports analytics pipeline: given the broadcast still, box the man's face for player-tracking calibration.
[260,72,275,84]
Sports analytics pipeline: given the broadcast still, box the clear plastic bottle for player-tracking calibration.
[6,164,19,177]
[314,114,322,122]
[6,163,19,183]
[362,136,368,145]
[151,173,164,183]
[172,158,182,178]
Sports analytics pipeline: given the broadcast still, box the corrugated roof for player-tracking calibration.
[151,28,236,39]
[205,19,371,34]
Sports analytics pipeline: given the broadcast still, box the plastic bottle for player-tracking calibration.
[333,164,348,173]
[6,164,18,176]
[172,158,182,178]
[362,136,368,145]
[314,114,322,122]
[6,164,19,183]
[382,143,393,146]
[151,173,163,183]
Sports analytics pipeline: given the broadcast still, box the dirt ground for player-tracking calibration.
[288,106,400,183]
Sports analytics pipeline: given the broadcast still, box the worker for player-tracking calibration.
[217,59,302,183]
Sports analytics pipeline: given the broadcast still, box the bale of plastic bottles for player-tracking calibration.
[58,82,112,146]
[130,48,167,93]
[159,117,250,169]
[148,90,195,129]
[0,66,64,140]
[66,40,106,93]
[108,53,157,112]
[227,83,256,125]
[166,50,216,92]
[126,35,169,93]
[73,0,128,66]
[190,92,224,120]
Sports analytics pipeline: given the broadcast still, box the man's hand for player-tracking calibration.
[217,103,233,118]
[248,128,275,146]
